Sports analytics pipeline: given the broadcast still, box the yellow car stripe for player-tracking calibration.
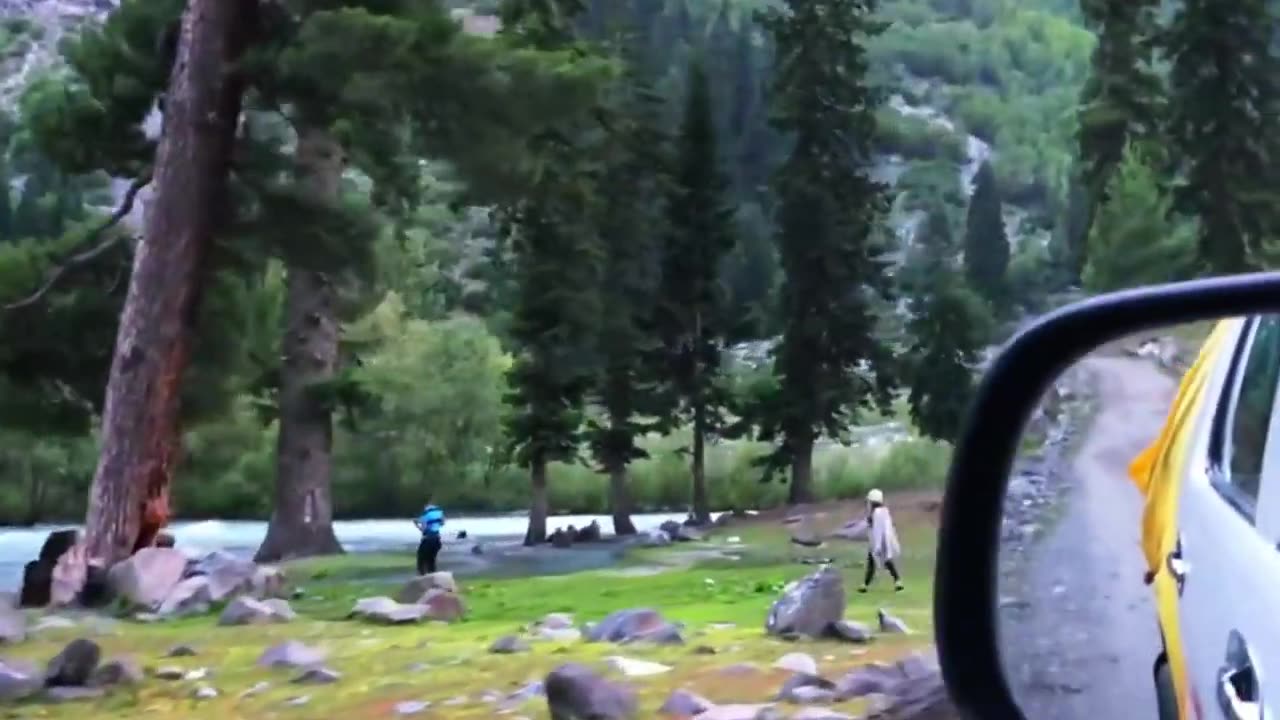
[1128,320,1235,720]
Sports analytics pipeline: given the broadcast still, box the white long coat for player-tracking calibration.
[869,505,902,563]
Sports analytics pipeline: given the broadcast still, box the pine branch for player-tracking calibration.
[4,172,153,311]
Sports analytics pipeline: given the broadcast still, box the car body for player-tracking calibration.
[1131,316,1280,720]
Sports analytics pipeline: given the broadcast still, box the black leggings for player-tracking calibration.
[863,550,900,585]
[416,534,442,575]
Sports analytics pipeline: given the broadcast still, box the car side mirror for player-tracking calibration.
[933,272,1280,719]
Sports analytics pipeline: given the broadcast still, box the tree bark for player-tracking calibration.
[524,451,549,546]
[691,402,711,525]
[608,461,637,536]
[83,0,257,566]
[254,126,346,563]
[787,433,816,505]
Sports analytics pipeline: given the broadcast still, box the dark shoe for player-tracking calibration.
[857,586,868,594]
[895,583,905,592]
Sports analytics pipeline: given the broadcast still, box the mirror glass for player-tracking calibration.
[998,317,1278,719]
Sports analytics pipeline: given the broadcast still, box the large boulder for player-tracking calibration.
[19,530,80,608]
[765,566,846,639]
[544,663,637,719]
[349,597,429,625]
[49,544,92,608]
[108,548,189,610]
[44,638,101,687]
[256,641,326,670]
[156,576,214,618]
[421,590,465,623]
[394,573,457,604]
[184,552,288,601]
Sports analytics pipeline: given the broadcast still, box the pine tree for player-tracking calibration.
[963,161,1009,303]
[499,0,607,546]
[757,0,896,504]
[1161,0,1280,274]
[587,60,669,536]
[904,204,990,444]
[1075,0,1162,207]
[655,57,738,525]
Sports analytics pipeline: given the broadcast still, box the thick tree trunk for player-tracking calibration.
[787,433,816,505]
[608,462,637,536]
[255,127,346,563]
[524,452,549,546]
[691,403,711,525]
[83,0,257,566]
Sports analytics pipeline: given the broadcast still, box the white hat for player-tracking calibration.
[866,488,884,504]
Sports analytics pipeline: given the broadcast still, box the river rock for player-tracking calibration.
[91,657,143,687]
[765,567,845,638]
[156,576,213,618]
[218,596,295,626]
[19,530,80,608]
[422,590,465,622]
[774,673,837,704]
[829,619,873,644]
[489,635,530,654]
[587,608,683,645]
[773,652,818,675]
[109,548,188,610]
[0,658,40,701]
[292,667,341,685]
[349,597,429,624]
[257,641,326,669]
[0,602,26,644]
[49,544,93,608]
[45,638,101,687]
[877,609,911,634]
[395,572,457,603]
[544,662,637,719]
[659,688,714,716]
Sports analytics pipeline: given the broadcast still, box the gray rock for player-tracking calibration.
[0,602,26,644]
[186,552,258,601]
[877,609,911,635]
[766,567,845,639]
[256,641,326,669]
[773,652,818,675]
[693,705,778,719]
[43,685,105,702]
[349,597,429,624]
[0,658,40,701]
[829,619,873,644]
[154,666,185,680]
[775,672,836,703]
[500,681,544,710]
[107,548,188,610]
[538,613,576,630]
[489,635,530,654]
[45,637,101,687]
[165,644,198,657]
[193,684,219,700]
[395,700,431,715]
[218,596,294,626]
[544,662,637,719]
[834,662,907,700]
[156,576,213,617]
[394,573,457,604]
[588,608,683,645]
[90,657,143,687]
[659,688,714,716]
[285,695,311,706]
[292,667,341,685]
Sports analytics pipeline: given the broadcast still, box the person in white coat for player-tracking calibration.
[859,488,904,593]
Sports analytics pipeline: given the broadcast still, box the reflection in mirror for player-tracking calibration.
[997,317,1280,720]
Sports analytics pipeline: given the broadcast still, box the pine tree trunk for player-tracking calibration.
[608,461,637,536]
[254,126,345,562]
[525,451,549,546]
[788,433,816,505]
[691,402,711,525]
[83,0,257,566]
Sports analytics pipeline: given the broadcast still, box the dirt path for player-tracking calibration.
[999,356,1176,718]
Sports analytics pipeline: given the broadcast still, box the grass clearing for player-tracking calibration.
[3,495,940,719]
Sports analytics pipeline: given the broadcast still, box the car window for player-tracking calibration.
[1221,316,1280,515]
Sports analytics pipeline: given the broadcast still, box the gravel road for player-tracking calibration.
[998,355,1177,718]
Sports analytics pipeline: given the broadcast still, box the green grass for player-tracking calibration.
[4,507,938,719]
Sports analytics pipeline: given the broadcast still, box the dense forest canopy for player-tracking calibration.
[0,0,1267,553]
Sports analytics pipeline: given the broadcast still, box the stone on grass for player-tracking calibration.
[349,597,429,624]
[156,576,213,618]
[659,688,714,716]
[395,700,431,715]
[193,684,219,700]
[0,658,40,701]
[500,681,544,710]
[829,619,873,644]
[693,704,777,719]
[292,667,341,685]
[537,612,575,630]
[240,681,272,698]
[545,662,637,720]
[166,644,198,657]
[91,657,143,687]
[765,567,845,639]
[772,652,818,675]
[218,596,295,626]
[878,609,911,635]
[256,640,326,669]
[395,573,457,604]
[285,695,311,706]
[0,602,26,644]
[107,548,188,610]
[606,656,671,677]
[45,638,101,687]
[421,590,465,622]
[588,608,683,645]
[43,686,105,702]
[154,666,185,680]
[489,635,530,654]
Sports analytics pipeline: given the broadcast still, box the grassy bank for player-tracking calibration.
[3,496,941,719]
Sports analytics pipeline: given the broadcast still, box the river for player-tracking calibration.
[0,511,697,592]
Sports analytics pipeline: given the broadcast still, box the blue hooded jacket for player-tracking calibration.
[417,504,445,537]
